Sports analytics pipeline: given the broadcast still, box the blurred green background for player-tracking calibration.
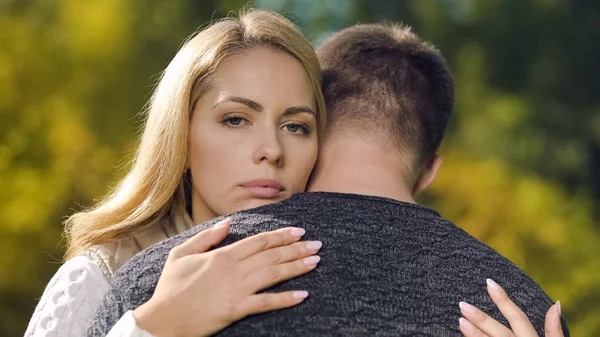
[1,0,599,336]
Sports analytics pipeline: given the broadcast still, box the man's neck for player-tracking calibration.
[307,137,417,204]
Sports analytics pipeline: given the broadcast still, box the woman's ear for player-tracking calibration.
[412,155,443,195]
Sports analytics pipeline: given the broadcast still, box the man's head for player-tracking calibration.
[316,23,453,194]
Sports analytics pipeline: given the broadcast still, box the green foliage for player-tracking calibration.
[1,0,598,335]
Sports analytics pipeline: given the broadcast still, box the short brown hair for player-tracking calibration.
[317,23,453,163]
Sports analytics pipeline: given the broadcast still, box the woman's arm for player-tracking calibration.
[129,218,320,337]
[24,255,110,337]
[29,218,320,337]
[25,255,157,337]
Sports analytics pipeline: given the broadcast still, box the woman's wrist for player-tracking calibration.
[133,299,177,337]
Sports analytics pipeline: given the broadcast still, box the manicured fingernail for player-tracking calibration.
[290,228,306,237]
[459,301,477,315]
[304,255,321,265]
[293,291,309,299]
[486,278,501,294]
[556,300,561,316]
[214,218,230,228]
[306,241,322,250]
[459,317,476,333]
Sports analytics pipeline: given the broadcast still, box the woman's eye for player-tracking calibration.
[224,117,245,126]
[283,123,309,134]
[285,124,300,132]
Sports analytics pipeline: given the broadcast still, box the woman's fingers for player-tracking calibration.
[459,301,515,337]
[463,279,562,337]
[242,240,322,272]
[238,291,309,317]
[169,218,231,259]
[544,302,564,337]
[459,317,490,337]
[246,255,320,293]
[486,279,538,336]
[225,227,306,260]
[462,302,564,337]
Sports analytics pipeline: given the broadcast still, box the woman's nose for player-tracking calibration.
[252,130,284,167]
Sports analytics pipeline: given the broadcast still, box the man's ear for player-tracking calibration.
[412,155,443,195]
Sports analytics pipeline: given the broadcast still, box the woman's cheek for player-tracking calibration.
[293,144,318,192]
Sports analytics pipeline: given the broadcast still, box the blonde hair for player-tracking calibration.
[64,9,326,260]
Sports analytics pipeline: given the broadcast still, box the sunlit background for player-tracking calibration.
[1,1,599,336]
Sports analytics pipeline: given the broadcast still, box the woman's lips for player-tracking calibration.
[241,179,285,199]
[243,186,282,198]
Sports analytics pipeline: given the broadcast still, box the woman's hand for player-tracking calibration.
[133,218,321,337]
[458,279,563,337]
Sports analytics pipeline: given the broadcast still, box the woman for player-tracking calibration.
[25,9,327,337]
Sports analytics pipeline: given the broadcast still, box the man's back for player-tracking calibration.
[89,192,569,336]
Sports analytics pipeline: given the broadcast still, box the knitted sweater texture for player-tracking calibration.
[89,192,569,336]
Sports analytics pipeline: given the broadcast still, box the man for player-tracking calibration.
[90,24,568,336]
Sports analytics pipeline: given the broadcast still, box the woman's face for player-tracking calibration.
[188,47,318,223]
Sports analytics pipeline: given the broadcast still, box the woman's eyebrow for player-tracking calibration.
[283,106,315,116]
[212,96,262,111]
[212,96,315,116]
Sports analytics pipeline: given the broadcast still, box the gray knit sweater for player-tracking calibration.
[88,192,569,336]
